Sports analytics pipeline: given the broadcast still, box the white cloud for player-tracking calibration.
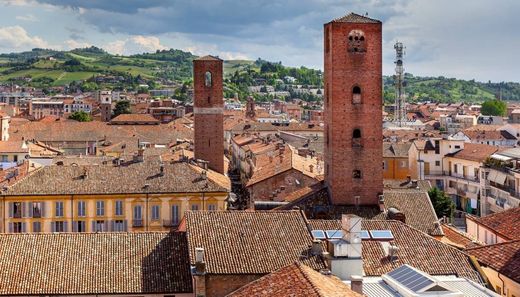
[130,35,167,52]
[0,26,49,50]
[104,40,126,55]
[103,35,167,55]
[2,0,34,6]
[15,14,38,21]
[64,39,91,49]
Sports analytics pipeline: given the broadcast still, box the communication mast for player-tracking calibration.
[394,41,406,126]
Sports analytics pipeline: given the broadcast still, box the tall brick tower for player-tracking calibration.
[324,13,383,206]
[193,55,224,174]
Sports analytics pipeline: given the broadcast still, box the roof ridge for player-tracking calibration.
[296,262,324,296]
[465,238,520,251]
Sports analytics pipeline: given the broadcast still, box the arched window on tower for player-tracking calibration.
[353,170,362,179]
[205,71,212,87]
[347,30,366,53]
[353,128,362,148]
[352,85,362,104]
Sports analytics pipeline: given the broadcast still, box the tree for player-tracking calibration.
[428,187,455,219]
[481,99,507,116]
[69,111,92,122]
[113,100,131,118]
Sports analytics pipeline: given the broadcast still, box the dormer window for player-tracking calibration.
[353,86,362,104]
[348,30,366,53]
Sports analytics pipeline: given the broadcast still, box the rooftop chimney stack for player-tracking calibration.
[194,247,207,297]
[350,275,364,295]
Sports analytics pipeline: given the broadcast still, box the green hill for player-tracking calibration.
[1,47,519,103]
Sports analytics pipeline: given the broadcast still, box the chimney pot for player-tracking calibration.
[311,239,322,256]
[350,275,363,295]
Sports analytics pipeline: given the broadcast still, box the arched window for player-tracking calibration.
[347,30,366,53]
[353,170,362,179]
[205,71,212,87]
[353,86,362,104]
[353,129,362,147]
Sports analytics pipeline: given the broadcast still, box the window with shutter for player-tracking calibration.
[172,205,179,225]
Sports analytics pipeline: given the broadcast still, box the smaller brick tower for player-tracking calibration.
[99,91,112,122]
[193,55,224,174]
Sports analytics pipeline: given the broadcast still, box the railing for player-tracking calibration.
[132,219,143,227]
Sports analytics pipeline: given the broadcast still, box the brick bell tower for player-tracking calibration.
[324,13,383,206]
[193,55,225,174]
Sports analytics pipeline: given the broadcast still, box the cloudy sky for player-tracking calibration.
[0,0,518,82]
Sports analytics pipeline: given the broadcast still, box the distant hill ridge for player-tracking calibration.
[0,47,519,103]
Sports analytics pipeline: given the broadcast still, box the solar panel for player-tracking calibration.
[369,230,394,240]
[325,230,344,239]
[311,230,326,239]
[360,230,370,239]
[387,265,435,292]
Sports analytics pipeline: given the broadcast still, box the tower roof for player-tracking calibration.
[331,12,381,24]
[194,55,222,61]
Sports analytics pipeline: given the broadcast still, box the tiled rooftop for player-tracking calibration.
[0,232,192,295]
[467,239,520,283]
[331,12,381,24]
[226,262,363,297]
[4,160,230,195]
[445,143,499,163]
[468,207,520,240]
[308,220,482,282]
[184,210,326,274]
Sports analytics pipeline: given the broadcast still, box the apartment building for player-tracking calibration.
[479,148,520,215]
[28,100,64,120]
[443,143,498,215]
[1,160,230,233]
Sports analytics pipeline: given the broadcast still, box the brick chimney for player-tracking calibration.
[350,275,363,295]
[193,247,206,297]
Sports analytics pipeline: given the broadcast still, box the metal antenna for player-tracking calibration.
[394,41,406,127]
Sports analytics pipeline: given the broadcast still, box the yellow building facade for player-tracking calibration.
[1,160,230,233]
[2,193,227,233]
[383,142,411,180]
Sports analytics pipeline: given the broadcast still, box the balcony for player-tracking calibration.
[132,219,143,227]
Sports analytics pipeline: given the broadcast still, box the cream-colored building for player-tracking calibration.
[1,160,230,233]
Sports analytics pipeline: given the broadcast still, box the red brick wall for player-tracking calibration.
[205,274,263,297]
[324,20,383,205]
[193,58,225,174]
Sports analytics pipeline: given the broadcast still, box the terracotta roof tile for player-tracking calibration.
[383,142,411,158]
[469,207,520,240]
[467,239,520,283]
[110,113,160,124]
[0,232,192,295]
[184,210,326,274]
[445,143,499,163]
[441,224,483,249]
[0,140,28,153]
[331,12,381,24]
[308,220,482,282]
[226,262,363,297]
[4,160,229,195]
[375,191,443,236]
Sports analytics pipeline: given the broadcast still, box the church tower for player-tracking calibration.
[193,56,225,174]
[324,13,383,206]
